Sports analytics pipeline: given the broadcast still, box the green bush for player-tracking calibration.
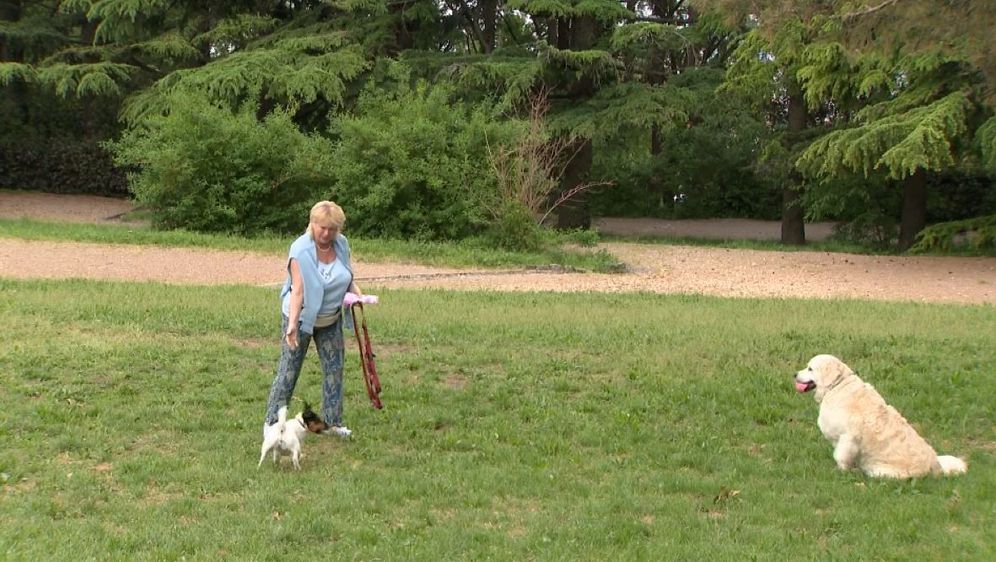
[910,214,996,253]
[327,81,521,242]
[803,172,901,248]
[0,141,129,196]
[108,92,335,235]
[486,201,544,251]
[926,172,996,222]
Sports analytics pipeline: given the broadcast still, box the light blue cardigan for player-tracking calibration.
[280,232,354,335]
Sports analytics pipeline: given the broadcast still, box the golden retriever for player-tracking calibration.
[794,354,967,478]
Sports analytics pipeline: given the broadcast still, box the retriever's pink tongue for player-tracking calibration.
[795,382,810,393]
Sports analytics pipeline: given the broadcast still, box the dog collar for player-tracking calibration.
[825,374,856,394]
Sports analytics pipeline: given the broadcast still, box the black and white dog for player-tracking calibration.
[258,403,329,470]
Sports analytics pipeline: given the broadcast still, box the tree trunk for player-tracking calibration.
[1,2,28,132]
[898,167,928,251]
[81,16,98,46]
[389,0,418,54]
[556,17,570,49]
[781,85,808,245]
[480,0,497,53]
[781,187,805,244]
[546,17,558,47]
[1,1,23,61]
[650,123,665,208]
[555,137,593,229]
[549,14,598,229]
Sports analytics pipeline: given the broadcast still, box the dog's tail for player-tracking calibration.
[937,455,967,475]
[259,405,291,469]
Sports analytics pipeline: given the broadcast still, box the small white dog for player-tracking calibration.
[795,354,967,478]
[258,403,328,470]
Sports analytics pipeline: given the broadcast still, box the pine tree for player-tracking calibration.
[707,12,821,244]
[1,1,440,127]
[793,32,992,249]
[696,0,995,250]
[429,1,739,227]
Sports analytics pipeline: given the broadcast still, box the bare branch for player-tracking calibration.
[539,180,614,225]
[486,87,615,226]
[840,0,906,21]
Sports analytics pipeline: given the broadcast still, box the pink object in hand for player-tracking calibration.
[343,292,379,307]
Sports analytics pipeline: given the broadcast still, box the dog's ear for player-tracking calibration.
[300,403,329,433]
[823,357,853,387]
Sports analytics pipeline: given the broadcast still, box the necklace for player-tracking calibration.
[316,242,333,252]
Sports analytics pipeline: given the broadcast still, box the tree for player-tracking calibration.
[601,4,743,218]
[797,1,994,250]
[797,78,987,250]
[1,1,431,129]
[0,1,124,140]
[697,0,995,250]
[828,0,995,106]
[438,2,743,227]
[712,15,822,244]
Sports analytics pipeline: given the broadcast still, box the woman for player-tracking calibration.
[263,200,360,437]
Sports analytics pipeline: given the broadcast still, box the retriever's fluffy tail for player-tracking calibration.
[937,455,967,475]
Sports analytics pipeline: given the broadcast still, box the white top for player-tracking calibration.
[283,257,351,327]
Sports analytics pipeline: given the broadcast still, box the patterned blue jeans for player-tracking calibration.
[264,314,345,427]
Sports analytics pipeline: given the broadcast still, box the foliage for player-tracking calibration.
[4,0,994,240]
[714,14,821,238]
[486,89,613,246]
[696,0,996,105]
[910,214,996,254]
[792,26,994,250]
[485,200,546,252]
[926,172,996,222]
[484,93,555,250]
[557,80,690,140]
[0,74,123,145]
[326,79,520,243]
[2,0,200,95]
[590,67,777,220]
[0,140,129,196]
[610,21,687,60]
[800,168,995,249]
[803,172,901,249]
[412,50,543,111]
[701,0,995,249]
[108,91,335,235]
[507,0,634,22]
[826,0,996,106]
[798,91,975,180]
[979,116,996,172]
[720,26,793,111]
[121,25,370,126]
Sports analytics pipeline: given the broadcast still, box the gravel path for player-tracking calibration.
[2,192,994,304]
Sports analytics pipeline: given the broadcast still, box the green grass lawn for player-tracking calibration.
[1,280,993,560]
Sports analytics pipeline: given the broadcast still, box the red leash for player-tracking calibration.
[351,302,383,409]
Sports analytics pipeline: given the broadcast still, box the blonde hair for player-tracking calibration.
[307,200,345,238]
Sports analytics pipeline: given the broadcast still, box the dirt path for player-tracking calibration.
[2,192,994,304]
